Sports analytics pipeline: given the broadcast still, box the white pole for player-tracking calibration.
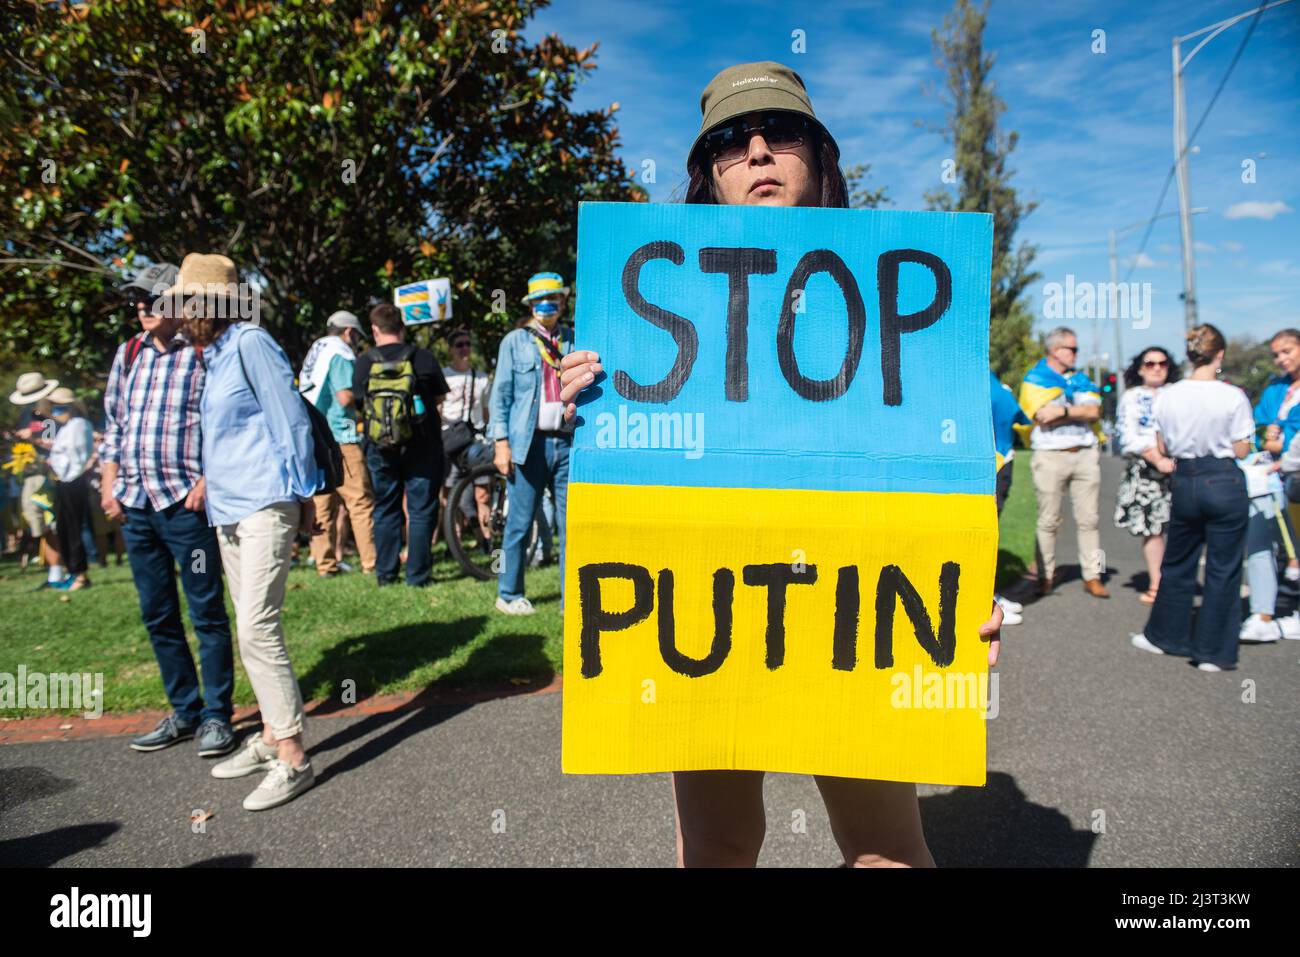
[1109,228,1124,401]
[1172,38,1199,332]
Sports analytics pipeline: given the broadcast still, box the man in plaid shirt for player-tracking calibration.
[100,264,236,759]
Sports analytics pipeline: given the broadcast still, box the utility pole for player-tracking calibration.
[1109,228,1122,398]
[1171,1,1295,333]
[1108,209,1206,401]
[1171,38,1198,332]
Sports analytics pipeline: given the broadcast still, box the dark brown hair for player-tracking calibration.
[1186,323,1226,368]
[1122,346,1182,389]
[685,129,848,209]
[1270,328,1300,348]
[369,303,404,336]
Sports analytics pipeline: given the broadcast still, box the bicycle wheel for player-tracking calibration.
[443,464,505,581]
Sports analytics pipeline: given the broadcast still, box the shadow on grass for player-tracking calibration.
[296,613,496,705]
[305,630,554,788]
[920,771,1098,867]
[994,547,1028,592]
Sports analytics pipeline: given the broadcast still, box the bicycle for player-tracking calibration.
[442,442,543,580]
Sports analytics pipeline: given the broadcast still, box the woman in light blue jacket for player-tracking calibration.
[173,253,322,812]
[489,272,575,616]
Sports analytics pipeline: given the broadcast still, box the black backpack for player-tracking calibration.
[235,329,344,494]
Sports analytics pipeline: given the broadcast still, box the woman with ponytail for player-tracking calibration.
[1130,324,1253,671]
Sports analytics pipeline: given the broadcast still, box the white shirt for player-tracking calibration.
[440,366,490,431]
[1030,393,1101,450]
[1117,385,1161,456]
[1152,380,1254,459]
[48,417,95,481]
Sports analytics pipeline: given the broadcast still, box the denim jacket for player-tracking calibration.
[488,324,574,462]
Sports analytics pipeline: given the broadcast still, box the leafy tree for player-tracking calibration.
[843,163,889,209]
[1220,335,1277,403]
[925,0,1039,390]
[0,0,640,388]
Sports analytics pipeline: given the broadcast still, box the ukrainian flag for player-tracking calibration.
[1015,358,1105,446]
[562,203,999,786]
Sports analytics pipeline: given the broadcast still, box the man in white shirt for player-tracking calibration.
[1020,327,1108,598]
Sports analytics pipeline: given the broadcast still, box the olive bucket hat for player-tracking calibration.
[688,61,840,167]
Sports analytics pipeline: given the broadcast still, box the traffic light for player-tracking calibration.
[1103,373,1117,393]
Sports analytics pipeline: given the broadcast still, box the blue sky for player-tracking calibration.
[527,0,1300,369]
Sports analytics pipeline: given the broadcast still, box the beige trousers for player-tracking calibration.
[217,501,304,739]
[1031,446,1103,581]
[310,443,377,574]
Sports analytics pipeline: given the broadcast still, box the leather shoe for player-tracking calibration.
[1082,578,1110,599]
[1036,571,1058,596]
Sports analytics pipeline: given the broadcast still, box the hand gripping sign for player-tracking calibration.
[563,203,996,785]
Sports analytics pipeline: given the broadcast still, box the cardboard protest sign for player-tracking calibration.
[394,277,452,325]
[563,202,997,786]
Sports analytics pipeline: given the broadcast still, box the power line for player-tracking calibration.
[1120,5,1267,284]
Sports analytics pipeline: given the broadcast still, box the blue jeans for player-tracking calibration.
[367,441,441,586]
[122,501,234,723]
[499,432,569,602]
[1144,457,1248,667]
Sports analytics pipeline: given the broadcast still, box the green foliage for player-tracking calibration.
[925,0,1039,386]
[1221,335,1278,403]
[0,0,640,383]
[843,163,890,209]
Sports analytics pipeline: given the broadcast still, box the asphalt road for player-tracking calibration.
[3,453,1298,867]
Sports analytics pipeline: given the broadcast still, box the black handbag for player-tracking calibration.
[440,368,480,460]
[441,420,475,460]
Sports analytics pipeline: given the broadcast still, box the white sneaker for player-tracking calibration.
[495,596,536,616]
[337,561,354,573]
[1196,662,1224,673]
[994,594,1023,615]
[211,735,279,779]
[1130,633,1165,655]
[1276,612,1300,640]
[243,759,314,811]
[1239,613,1282,643]
[1000,608,1023,625]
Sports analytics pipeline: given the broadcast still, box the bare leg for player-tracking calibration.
[672,770,766,867]
[1142,533,1164,593]
[261,726,307,768]
[814,776,935,868]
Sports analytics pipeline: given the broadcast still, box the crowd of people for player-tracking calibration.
[986,323,1300,672]
[2,57,1292,864]
[3,251,573,812]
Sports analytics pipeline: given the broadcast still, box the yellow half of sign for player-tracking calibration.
[562,482,998,786]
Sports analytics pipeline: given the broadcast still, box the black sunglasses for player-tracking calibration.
[701,113,810,167]
[450,339,471,348]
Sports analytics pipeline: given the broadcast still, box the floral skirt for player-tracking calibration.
[1114,457,1171,537]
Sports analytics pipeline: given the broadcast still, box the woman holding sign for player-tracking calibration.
[560,62,1002,868]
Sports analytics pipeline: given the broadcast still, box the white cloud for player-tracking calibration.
[1195,241,1215,253]
[1224,201,1293,221]
[1222,241,1244,253]
[1259,260,1300,277]
[1126,252,1157,268]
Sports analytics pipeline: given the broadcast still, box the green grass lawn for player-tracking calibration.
[996,454,1037,591]
[0,549,562,718]
[1,464,1037,718]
